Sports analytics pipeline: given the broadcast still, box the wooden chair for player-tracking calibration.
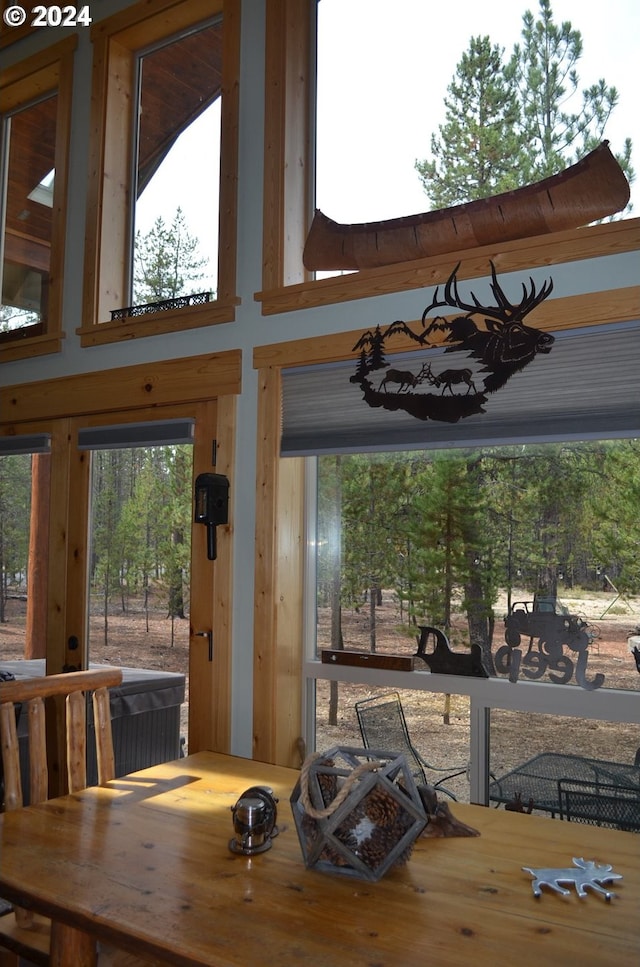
[0,668,156,967]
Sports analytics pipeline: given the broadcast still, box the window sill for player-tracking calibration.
[0,331,63,363]
[255,219,640,316]
[77,298,240,346]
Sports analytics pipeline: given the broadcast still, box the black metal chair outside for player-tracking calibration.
[355,691,467,800]
[558,778,640,832]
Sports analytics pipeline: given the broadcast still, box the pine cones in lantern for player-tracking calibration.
[290,746,427,881]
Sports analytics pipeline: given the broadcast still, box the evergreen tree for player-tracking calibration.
[0,455,31,623]
[133,207,210,303]
[590,440,640,593]
[415,36,527,206]
[416,1,634,208]
[511,0,633,180]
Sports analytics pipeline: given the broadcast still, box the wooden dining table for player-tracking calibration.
[0,750,638,966]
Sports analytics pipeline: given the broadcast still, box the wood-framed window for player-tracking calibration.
[0,36,75,363]
[258,1,639,319]
[79,0,240,346]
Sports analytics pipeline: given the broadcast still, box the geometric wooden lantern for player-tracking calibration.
[290,746,427,881]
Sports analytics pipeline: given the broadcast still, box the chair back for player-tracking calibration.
[0,668,122,811]
[355,692,427,784]
[558,778,640,832]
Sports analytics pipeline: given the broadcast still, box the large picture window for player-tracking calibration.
[309,439,640,804]
[1,93,57,334]
[132,21,222,306]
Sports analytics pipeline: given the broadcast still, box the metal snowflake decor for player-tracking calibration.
[350,262,554,423]
[522,857,623,901]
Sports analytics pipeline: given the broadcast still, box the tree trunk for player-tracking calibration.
[464,549,496,677]
[168,527,185,620]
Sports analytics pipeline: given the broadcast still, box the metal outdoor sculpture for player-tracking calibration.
[414,625,488,678]
[409,599,604,689]
[498,599,604,690]
[350,262,554,423]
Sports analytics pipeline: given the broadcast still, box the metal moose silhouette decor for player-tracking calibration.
[351,262,554,423]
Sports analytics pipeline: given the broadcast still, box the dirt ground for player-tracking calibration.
[0,600,191,746]
[1,587,639,802]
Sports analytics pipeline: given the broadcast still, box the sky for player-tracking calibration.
[136,0,639,273]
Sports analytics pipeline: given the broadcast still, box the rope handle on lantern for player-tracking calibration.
[298,752,383,819]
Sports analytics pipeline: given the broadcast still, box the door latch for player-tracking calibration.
[194,630,213,661]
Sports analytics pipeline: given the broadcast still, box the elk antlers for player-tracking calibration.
[421,261,553,331]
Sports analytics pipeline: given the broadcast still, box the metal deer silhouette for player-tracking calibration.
[380,363,430,393]
[349,261,555,424]
[421,261,555,392]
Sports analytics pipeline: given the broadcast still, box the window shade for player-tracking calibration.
[0,434,51,455]
[281,321,640,455]
[77,419,195,450]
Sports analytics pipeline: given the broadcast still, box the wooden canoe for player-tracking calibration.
[302,141,630,271]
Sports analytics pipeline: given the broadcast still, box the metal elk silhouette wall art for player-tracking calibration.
[350,262,555,423]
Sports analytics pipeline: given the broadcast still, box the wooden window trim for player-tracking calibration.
[0,348,242,425]
[257,217,640,317]
[0,36,76,364]
[79,0,240,345]
[253,365,305,766]
[262,0,313,293]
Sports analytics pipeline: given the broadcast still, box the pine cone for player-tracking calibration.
[316,758,338,807]
[364,786,400,826]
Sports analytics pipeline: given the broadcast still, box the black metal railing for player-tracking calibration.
[110,291,214,321]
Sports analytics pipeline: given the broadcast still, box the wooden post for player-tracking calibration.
[25,453,50,659]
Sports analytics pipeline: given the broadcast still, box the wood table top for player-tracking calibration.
[0,750,638,966]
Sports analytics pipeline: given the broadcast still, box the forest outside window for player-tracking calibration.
[80,0,239,345]
[310,440,640,802]
[0,37,75,362]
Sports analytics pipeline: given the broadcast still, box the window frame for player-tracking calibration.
[79,0,240,346]
[0,36,76,363]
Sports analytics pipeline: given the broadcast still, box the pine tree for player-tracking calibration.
[415,36,528,207]
[133,207,210,303]
[511,0,633,180]
[416,1,634,208]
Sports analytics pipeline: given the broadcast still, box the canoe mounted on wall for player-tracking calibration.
[302,142,630,272]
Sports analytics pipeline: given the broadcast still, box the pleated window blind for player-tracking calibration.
[281,321,640,456]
